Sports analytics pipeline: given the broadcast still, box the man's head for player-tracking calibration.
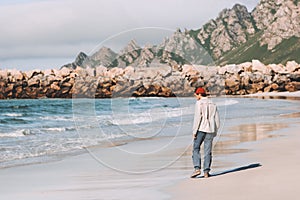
[194,87,207,99]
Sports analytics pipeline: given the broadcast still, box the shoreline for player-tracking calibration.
[0,95,299,199]
[244,91,300,99]
[1,90,299,100]
[0,90,300,101]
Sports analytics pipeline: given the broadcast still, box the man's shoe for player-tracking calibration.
[190,169,201,178]
[204,172,210,178]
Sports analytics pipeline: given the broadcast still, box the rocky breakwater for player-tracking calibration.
[0,60,300,99]
[221,60,300,95]
[0,68,77,99]
[0,65,178,99]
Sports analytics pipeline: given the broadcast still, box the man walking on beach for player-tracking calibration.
[191,87,220,178]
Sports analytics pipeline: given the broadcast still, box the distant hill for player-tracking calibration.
[63,0,300,69]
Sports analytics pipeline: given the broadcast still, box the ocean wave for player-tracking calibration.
[39,116,73,121]
[0,105,29,109]
[167,107,184,118]
[128,96,163,100]
[0,133,25,138]
[112,115,152,126]
[2,113,23,117]
[109,107,183,126]
[0,129,32,138]
[42,127,76,132]
[0,126,77,138]
[0,117,29,124]
[216,99,239,106]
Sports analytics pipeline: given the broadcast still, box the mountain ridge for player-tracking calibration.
[63,0,300,69]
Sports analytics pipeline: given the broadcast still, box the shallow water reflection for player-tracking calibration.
[213,122,288,156]
[228,123,288,142]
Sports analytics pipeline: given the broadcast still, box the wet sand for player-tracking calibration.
[246,91,300,100]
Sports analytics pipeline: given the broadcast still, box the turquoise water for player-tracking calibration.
[0,97,299,168]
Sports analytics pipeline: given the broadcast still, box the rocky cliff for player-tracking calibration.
[252,0,300,49]
[62,0,300,69]
[194,4,257,59]
[64,30,213,70]
[194,0,300,65]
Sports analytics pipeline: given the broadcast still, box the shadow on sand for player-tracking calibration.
[196,163,261,178]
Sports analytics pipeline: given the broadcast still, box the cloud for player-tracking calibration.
[0,0,259,70]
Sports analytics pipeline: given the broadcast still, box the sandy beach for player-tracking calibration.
[0,93,299,200]
[167,92,300,200]
[167,124,300,200]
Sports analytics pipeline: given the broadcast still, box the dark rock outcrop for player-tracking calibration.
[61,52,88,69]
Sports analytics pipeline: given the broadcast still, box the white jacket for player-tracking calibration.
[192,97,220,135]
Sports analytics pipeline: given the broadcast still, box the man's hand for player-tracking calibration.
[193,134,197,139]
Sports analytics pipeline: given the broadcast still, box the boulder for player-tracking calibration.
[131,68,159,81]
[0,80,6,89]
[268,64,283,73]
[45,75,57,84]
[252,60,272,74]
[50,82,60,91]
[5,84,14,94]
[247,82,265,94]
[271,83,279,91]
[95,65,108,77]
[86,67,95,77]
[24,69,42,79]
[9,69,23,81]
[0,69,8,79]
[57,67,72,77]
[240,72,251,87]
[44,69,54,76]
[122,66,135,79]
[289,73,300,82]
[159,86,175,97]
[217,66,226,75]
[182,65,196,75]
[275,74,289,85]
[218,64,243,75]
[263,85,272,92]
[225,74,240,88]
[24,70,34,79]
[146,84,161,96]
[225,80,240,94]
[69,72,78,79]
[249,72,264,83]
[74,67,88,77]
[285,82,300,92]
[108,67,124,78]
[132,85,147,97]
[238,62,252,72]
[286,61,299,73]
[27,77,40,87]
[158,65,172,77]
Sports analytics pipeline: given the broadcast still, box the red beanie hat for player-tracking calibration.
[195,87,206,95]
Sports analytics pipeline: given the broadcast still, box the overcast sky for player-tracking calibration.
[0,0,259,71]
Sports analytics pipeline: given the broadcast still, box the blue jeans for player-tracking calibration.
[192,131,215,173]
